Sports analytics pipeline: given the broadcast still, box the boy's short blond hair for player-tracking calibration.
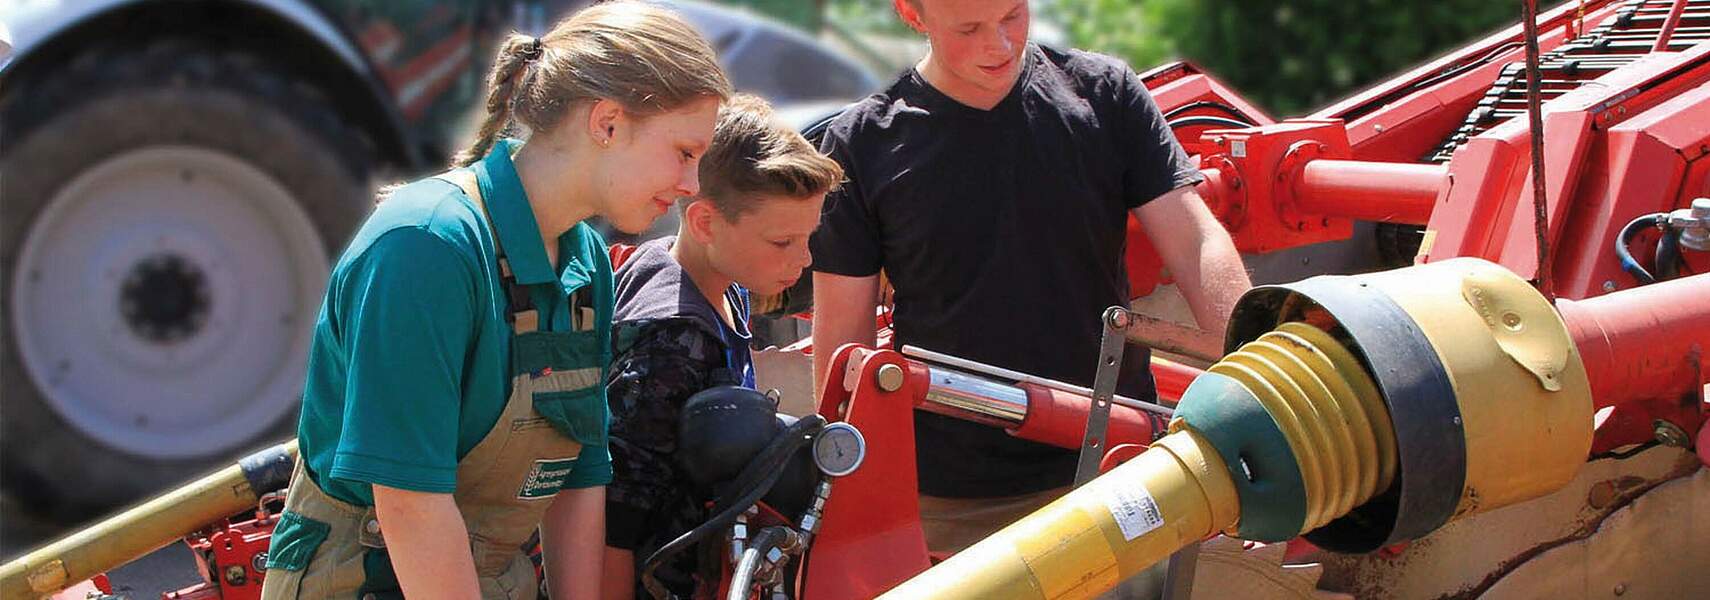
[698,94,844,219]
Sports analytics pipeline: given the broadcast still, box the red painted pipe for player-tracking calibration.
[1151,358,1201,405]
[1009,384,1164,450]
[1292,160,1445,225]
[1195,167,1226,208]
[1556,273,1710,408]
[1653,0,1691,52]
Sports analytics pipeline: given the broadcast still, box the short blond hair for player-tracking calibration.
[454,1,732,166]
[697,94,844,219]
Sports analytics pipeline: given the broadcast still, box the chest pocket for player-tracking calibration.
[515,328,609,447]
[532,385,608,447]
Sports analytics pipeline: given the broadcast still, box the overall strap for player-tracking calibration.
[437,170,540,333]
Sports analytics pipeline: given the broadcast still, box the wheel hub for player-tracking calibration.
[120,253,211,344]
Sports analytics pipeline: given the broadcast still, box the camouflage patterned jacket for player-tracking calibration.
[605,237,753,596]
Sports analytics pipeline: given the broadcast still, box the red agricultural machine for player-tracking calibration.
[4,0,1708,598]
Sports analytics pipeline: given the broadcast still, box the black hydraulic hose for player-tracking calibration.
[641,467,785,599]
[1163,101,1255,124]
[642,415,827,599]
[716,414,825,518]
[1615,213,1670,285]
[1407,42,1526,96]
[1656,227,1685,280]
[726,527,789,600]
[1168,115,1255,131]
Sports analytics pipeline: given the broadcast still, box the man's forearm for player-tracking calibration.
[811,272,880,395]
[1183,227,1250,338]
[373,485,481,600]
[543,486,605,600]
[811,313,876,396]
[1135,187,1252,340]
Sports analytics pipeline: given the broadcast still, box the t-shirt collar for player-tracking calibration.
[472,138,561,286]
[908,42,1039,117]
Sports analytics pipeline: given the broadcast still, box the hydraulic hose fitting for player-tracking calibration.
[1668,197,1710,252]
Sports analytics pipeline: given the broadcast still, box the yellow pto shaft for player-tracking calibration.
[0,441,296,600]
[883,324,1393,600]
[883,259,1594,600]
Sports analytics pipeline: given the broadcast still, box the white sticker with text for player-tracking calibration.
[1104,481,1166,541]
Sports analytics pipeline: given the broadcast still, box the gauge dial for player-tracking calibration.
[812,422,866,477]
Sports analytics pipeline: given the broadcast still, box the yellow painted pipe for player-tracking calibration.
[879,428,1238,600]
[0,440,297,600]
[1354,259,1592,516]
[881,324,1393,599]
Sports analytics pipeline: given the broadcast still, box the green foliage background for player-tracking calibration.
[820,0,1543,116]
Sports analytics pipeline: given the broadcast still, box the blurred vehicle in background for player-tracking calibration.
[0,0,875,518]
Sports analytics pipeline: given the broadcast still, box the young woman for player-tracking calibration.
[597,94,844,599]
[259,4,730,600]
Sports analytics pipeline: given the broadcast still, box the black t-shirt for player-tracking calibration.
[810,44,1203,498]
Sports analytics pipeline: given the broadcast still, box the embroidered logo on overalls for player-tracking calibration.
[517,456,579,499]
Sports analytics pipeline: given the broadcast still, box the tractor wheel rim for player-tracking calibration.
[10,146,329,459]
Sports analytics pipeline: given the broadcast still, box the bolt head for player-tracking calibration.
[875,364,905,393]
[1105,307,1131,329]
[1654,420,1690,447]
[1501,312,1523,330]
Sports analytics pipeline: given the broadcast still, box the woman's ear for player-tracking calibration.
[682,198,717,244]
[585,98,624,148]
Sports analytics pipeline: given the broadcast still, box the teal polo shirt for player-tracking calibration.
[297,139,614,506]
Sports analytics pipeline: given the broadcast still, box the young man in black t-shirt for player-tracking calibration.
[808,0,1252,554]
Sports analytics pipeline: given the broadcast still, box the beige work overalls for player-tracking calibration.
[260,171,610,600]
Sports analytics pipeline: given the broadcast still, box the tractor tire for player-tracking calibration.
[0,40,371,519]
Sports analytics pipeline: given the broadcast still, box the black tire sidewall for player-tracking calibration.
[1,55,369,518]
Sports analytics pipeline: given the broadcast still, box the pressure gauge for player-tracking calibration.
[812,422,867,477]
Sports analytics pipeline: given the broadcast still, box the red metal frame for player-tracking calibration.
[1314,0,1622,155]
[800,346,929,600]
[1128,0,1709,306]
[1422,41,1710,291]
[799,344,1171,598]
[164,511,279,600]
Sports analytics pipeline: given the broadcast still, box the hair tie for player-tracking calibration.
[521,37,544,61]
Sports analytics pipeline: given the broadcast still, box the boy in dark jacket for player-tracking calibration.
[600,94,844,598]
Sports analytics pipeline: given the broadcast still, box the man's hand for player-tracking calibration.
[1134,185,1252,340]
[543,486,605,600]
[372,485,481,600]
[811,272,881,395]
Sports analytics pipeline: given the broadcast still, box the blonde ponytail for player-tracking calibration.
[453,35,547,167]
[453,1,731,167]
